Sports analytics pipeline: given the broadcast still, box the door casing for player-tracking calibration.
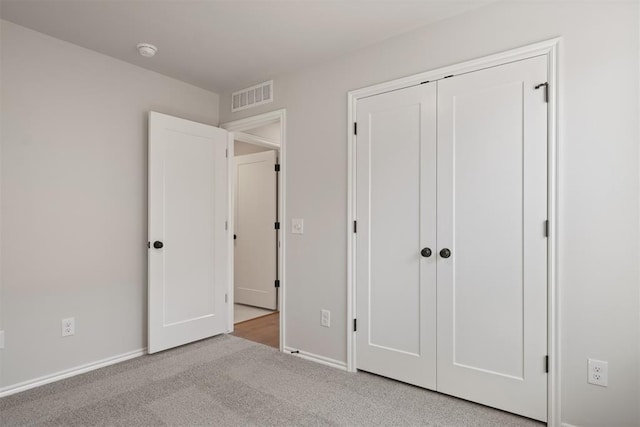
[221,109,286,352]
[347,39,560,426]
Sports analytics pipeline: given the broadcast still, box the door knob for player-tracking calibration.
[440,248,451,258]
[421,247,432,257]
[153,241,164,249]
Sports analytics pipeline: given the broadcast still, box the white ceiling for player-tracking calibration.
[0,0,491,93]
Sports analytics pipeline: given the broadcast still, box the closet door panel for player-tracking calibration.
[355,82,437,389]
[436,55,548,421]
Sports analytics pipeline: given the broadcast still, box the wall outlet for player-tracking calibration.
[588,359,608,387]
[291,218,304,234]
[61,317,75,337]
[321,309,330,328]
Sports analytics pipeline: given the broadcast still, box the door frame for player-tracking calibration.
[221,109,286,353]
[346,39,560,426]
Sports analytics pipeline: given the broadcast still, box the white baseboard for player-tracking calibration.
[284,346,347,371]
[0,348,146,398]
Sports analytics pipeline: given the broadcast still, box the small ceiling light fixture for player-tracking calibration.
[137,43,158,58]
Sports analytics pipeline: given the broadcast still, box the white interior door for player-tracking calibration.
[234,150,277,310]
[436,56,548,421]
[355,82,437,389]
[148,111,230,354]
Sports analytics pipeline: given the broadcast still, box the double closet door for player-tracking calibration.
[355,56,548,422]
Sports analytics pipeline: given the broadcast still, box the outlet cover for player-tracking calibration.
[62,317,75,337]
[588,359,608,387]
[321,309,330,328]
[292,218,304,234]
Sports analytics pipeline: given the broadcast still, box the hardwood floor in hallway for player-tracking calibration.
[232,311,279,349]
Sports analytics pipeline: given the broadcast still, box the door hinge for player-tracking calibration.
[353,122,357,135]
[147,241,150,248]
[353,220,357,233]
[275,221,280,230]
[275,164,281,172]
[225,148,228,158]
[274,279,280,288]
[545,355,549,373]
[544,220,549,237]
[353,318,357,332]
[225,294,228,303]
[535,82,549,103]
[225,221,228,230]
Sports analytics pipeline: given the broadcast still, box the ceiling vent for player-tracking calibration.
[232,80,273,112]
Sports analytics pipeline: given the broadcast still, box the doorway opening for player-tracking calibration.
[222,110,286,351]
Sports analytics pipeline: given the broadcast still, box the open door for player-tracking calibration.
[234,150,278,310]
[148,112,231,354]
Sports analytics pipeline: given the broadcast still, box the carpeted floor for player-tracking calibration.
[0,335,543,426]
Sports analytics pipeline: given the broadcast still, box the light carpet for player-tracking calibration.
[234,304,275,324]
[0,335,543,426]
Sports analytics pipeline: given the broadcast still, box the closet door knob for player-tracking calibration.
[421,247,432,258]
[153,241,164,249]
[440,248,451,258]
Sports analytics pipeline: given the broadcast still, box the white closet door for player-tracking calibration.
[234,150,277,310]
[436,56,548,421]
[148,112,230,354]
[355,82,437,389]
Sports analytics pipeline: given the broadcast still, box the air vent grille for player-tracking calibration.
[232,80,273,112]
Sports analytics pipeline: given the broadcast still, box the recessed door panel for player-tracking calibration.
[369,104,421,354]
[451,81,525,378]
[163,134,218,325]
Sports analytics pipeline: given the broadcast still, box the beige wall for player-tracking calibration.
[0,21,219,389]
[244,122,281,142]
[219,2,640,426]
[234,141,272,156]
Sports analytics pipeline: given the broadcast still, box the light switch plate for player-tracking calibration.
[291,218,304,234]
